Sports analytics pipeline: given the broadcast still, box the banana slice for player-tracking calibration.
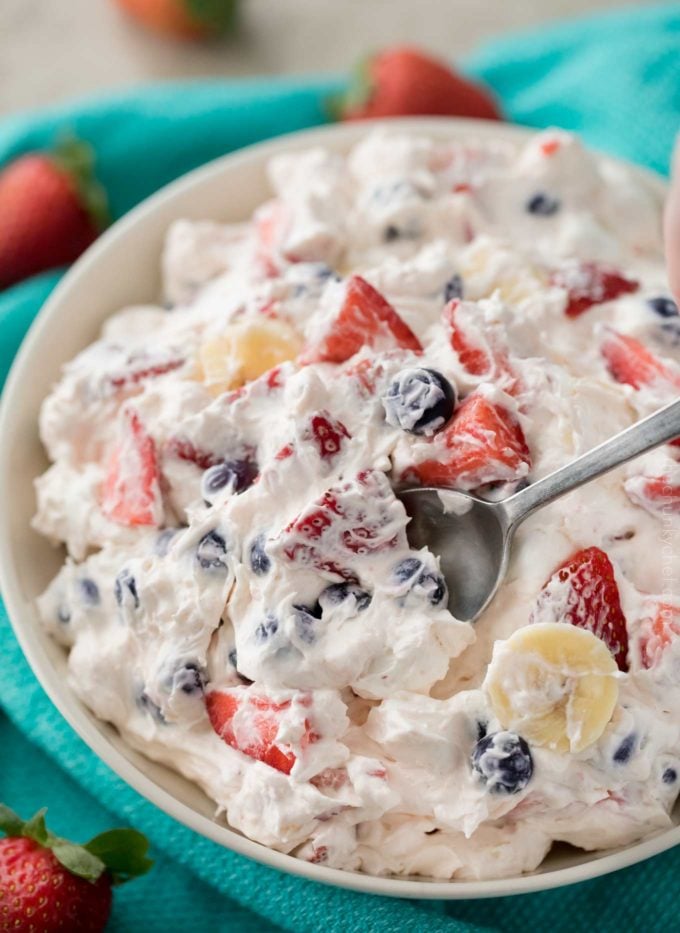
[198,319,302,395]
[484,623,619,754]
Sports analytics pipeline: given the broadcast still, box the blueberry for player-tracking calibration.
[391,558,448,607]
[228,648,238,670]
[196,530,228,571]
[472,731,533,794]
[293,605,321,645]
[255,614,278,643]
[613,733,637,764]
[526,192,560,216]
[662,767,678,784]
[137,689,165,724]
[155,528,178,557]
[202,459,258,502]
[114,569,139,610]
[647,296,678,318]
[476,720,488,741]
[382,367,456,436]
[78,578,100,606]
[171,661,206,696]
[443,273,464,302]
[318,582,372,613]
[249,534,271,576]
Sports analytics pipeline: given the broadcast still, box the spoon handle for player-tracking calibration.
[502,397,680,529]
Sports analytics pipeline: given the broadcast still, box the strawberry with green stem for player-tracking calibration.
[0,803,152,933]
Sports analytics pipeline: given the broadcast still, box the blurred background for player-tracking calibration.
[1,0,636,115]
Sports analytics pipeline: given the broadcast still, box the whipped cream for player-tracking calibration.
[35,128,679,880]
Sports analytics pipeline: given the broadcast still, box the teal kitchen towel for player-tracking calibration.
[1,4,679,930]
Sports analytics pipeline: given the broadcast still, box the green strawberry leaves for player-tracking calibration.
[185,0,239,33]
[327,56,375,121]
[0,803,153,885]
[52,134,110,232]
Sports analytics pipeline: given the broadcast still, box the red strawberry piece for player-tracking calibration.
[275,443,295,461]
[403,392,530,491]
[207,688,320,774]
[638,602,680,669]
[551,262,639,318]
[443,299,519,393]
[101,409,162,526]
[0,138,109,290]
[532,546,629,671]
[0,804,151,933]
[624,473,680,514]
[114,0,238,40]
[109,354,184,390]
[601,329,680,392]
[304,411,351,461]
[333,47,502,122]
[310,767,349,791]
[254,199,289,277]
[276,470,406,574]
[302,275,422,364]
[164,437,221,471]
[308,846,329,864]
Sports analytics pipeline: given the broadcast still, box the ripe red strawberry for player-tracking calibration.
[332,47,502,122]
[402,392,531,491]
[532,546,629,671]
[206,687,319,774]
[0,804,151,933]
[301,275,422,364]
[101,408,163,526]
[304,411,351,461]
[443,299,519,393]
[550,262,639,318]
[638,602,680,669]
[164,437,221,471]
[254,199,289,277]
[109,353,184,390]
[0,138,109,290]
[114,0,238,40]
[601,329,680,392]
[624,473,680,515]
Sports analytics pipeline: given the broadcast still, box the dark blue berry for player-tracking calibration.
[443,273,464,302]
[318,582,372,613]
[155,528,179,557]
[171,661,206,696]
[613,733,637,764]
[476,720,488,741]
[255,614,278,643]
[662,767,677,785]
[293,605,321,645]
[79,578,100,606]
[526,192,560,216]
[114,569,139,610]
[202,459,257,502]
[647,296,678,318]
[196,530,228,571]
[228,648,238,669]
[382,367,456,436]
[391,558,448,607]
[249,534,271,576]
[137,689,165,724]
[472,731,533,794]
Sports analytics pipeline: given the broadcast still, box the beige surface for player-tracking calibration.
[2,0,635,116]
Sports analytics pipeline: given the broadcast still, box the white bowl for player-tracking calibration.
[0,118,676,899]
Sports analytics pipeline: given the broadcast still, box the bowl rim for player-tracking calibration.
[0,116,676,900]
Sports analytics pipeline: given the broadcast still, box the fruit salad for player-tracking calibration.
[34,128,680,880]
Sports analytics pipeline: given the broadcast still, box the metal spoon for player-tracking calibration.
[399,397,680,622]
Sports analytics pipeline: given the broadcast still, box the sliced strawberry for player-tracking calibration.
[254,200,288,278]
[551,262,639,318]
[206,687,319,774]
[532,546,629,670]
[402,392,530,490]
[624,473,680,515]
[303,412,351,461]
[443,299,519,393]
[109,354,184,390]
[601,329,680,392]
[164,437,221,471]
[101,409,162,526]
[303,276,422,364]
[638,602,680,669]
[275,470,406,575]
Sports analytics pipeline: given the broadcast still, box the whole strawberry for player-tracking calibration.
[0,137,109,290]
[0,803,152,932]
[114,0,238,40]
[333,46,502,122]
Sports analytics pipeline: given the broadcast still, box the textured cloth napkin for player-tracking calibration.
[1,4,679,930]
